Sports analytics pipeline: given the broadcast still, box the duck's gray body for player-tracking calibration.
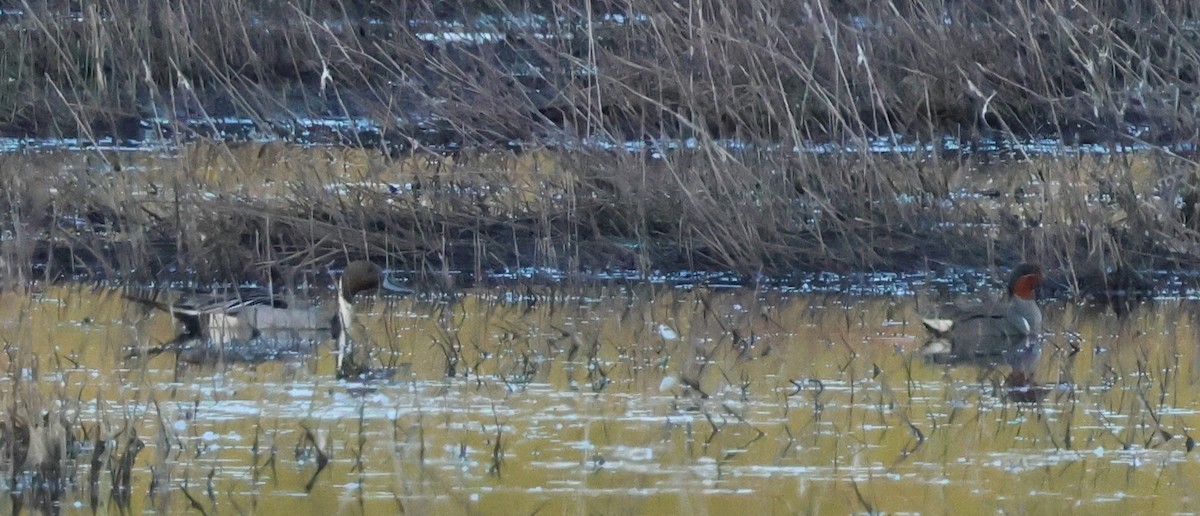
[133,261,405,365]
[920,263,1044,360]
[165,293,335,340]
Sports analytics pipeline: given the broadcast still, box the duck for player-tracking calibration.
[920,263,1044,358]
[131,260,407,368]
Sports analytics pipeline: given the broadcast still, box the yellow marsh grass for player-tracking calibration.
[0,285,1199,513]
[7,143,567,202]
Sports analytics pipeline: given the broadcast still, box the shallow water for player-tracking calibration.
[2,284,1199,514]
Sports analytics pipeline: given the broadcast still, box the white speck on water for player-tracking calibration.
[658,324,678,340]
[659,376,677,392]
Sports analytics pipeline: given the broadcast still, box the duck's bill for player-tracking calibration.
[380,276,414,295]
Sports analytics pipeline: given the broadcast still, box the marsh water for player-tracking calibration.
[2,282,1199,514]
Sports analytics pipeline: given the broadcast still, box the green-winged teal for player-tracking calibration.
[921,263,1044,356]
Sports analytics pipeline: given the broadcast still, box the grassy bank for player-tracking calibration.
[0,1,1198,289]
[0,143,1193,294]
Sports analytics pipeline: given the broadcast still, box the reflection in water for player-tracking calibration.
[142,332,331,365]
[0,286,1198,513]
[923,333,1045,402]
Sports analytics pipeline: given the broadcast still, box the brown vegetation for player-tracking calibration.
[2,1,1196,143]
[0,144,1193,294]
[0,1,1198,288]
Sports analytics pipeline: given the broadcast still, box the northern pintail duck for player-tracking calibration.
[920,263,1044,357]
[134,261,405,367]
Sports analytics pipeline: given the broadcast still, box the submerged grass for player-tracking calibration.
[0,289,148,514]
[0,279,1198,512]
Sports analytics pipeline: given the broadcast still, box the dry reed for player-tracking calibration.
[0,1,1196,290]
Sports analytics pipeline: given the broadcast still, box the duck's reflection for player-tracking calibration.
[141,329,330,365]
[921,333,1044,402]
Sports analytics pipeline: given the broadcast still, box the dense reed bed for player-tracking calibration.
[0,1,1196,287]
[0,144,1191,294]
[2,1,1196,143]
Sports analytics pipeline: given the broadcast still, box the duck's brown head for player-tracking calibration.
[340,260,383,301]
[1007,263,1043,301]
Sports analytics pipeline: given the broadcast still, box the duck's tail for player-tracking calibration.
[920,317,954,338]
[123,291,174,313]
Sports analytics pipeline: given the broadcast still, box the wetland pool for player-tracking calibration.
[1,283,1198,514]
